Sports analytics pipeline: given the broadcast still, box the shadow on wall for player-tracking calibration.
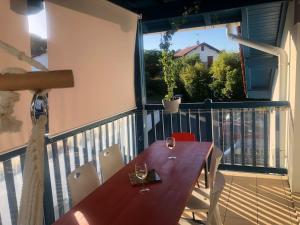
[46,0,136,32]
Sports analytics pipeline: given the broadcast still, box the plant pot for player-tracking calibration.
[162,97,181,113]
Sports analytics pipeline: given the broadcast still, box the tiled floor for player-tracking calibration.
[183,171,300,225]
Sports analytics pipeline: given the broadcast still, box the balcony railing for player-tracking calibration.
[145,101,289,173]
[0,109,137,225]
[0,100,290,225]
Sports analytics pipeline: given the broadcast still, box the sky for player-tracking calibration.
[143,27,239,52]
[28,7,47,39]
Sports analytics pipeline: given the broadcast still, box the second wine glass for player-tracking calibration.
[135,162,150,193]
[166,137,176,159]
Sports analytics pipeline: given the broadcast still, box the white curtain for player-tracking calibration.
[46,0,138,136]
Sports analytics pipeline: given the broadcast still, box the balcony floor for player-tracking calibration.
[183,171,300,225]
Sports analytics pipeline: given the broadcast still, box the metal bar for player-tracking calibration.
[175,111,181,133]
[83,132,89,164]
[62,139,71,208]
[264,110,269,167]
[241,109,245,166]
[105,124,109,148]
[161,110,165,140]
[99,125,103,151]
[196,109,200,141]
[51,142,64,216]
[252,109,257,167]
[20,153,25,175]
[276,110,280,168]
[73,135,80,168]
[219,110,224,164]
[204,161,209,188]
[145,101,289,110]
[112,121,116,144]
[170,113,174,134]
[91,129,97,163]
[3,160,18,225]
[151,111,156,141]
[44,146,55,225]
[218,164,287,174]
[126,116,131,161]
[230,110,234,165]
[132,113,137,158]
[186,109,191,133]
[47,109,136,143]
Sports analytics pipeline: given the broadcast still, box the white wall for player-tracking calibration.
[187,45,219,63]
[271,0,300,192]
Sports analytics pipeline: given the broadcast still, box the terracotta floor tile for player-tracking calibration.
[182,172,299,225]
[224,216,257,225]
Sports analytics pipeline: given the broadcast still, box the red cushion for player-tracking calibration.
[171,132,196,141]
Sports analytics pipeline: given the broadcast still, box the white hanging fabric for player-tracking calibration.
[0,68,26,133]
[17,115,47,225]
[0,39,49,225]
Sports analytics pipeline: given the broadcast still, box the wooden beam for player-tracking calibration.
[0,70,74,91]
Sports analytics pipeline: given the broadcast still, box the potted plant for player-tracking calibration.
[160,31,181,113]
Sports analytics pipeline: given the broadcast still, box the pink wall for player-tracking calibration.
[0,0,32,153]
[46,1,137,135]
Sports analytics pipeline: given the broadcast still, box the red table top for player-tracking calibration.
[53,141,213,225]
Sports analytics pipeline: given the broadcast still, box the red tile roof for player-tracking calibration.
[174,42,220,57]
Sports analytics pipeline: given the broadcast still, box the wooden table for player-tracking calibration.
[53,141,213,225]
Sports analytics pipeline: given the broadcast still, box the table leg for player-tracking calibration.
[204,160,209,188]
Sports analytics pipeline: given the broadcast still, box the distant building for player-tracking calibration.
[174,42,220,67]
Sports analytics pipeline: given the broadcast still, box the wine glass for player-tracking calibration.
[135,163,150,193]
[166,137,176,159]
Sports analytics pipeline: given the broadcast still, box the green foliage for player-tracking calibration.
[180,61,212,101]
[144,50,162,78]
[160,50,177,100]
[209,52,245,101]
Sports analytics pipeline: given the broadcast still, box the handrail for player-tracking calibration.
[145,101,290,110]
[0,109,137,161]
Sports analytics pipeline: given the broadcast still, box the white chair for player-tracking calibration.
[184,171,225,225]
[67,162,100,206]
[99,144,124,182]
[198,147,223,197]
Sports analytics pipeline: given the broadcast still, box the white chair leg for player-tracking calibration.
[213,205,222,225]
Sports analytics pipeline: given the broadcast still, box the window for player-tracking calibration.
[201,45,204,51]
[207,56,213,67]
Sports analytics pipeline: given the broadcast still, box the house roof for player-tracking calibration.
[174,42,220,57]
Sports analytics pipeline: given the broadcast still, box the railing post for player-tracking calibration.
[230,109,234,165]
[134,19,147,153]
[43,139,55,225]
[241,109,245,166]
[275,109,280,168]
[252,109,257,167]
[204,99,213,142]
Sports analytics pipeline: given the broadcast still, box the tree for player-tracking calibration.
[160,30,178,100]
[209,52,245,101]
[144,50,162,78]
[180,61,212,101]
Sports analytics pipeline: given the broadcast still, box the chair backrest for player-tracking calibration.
[172,132,196,142]
[99,144,124,182]
[209,147,223,189]
[207,171,225,225]
[67,162,100,206]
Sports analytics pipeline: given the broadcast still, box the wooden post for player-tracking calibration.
[0,70,74,91]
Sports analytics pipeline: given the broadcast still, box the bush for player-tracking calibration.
[180,62,212,101]
[209,52,245,101]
